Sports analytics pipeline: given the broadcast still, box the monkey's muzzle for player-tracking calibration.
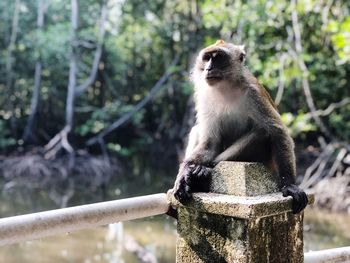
[205,69,223,82]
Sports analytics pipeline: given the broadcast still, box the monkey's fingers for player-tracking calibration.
[189,164,202,176]
[186,164,212,192]
[174,178,192,204]
[197,166,212,179]
[282,185,308,214]
[188,164,212,179]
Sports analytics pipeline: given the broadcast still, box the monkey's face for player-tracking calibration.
[193,40,246,85]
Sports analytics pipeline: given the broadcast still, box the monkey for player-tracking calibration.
[171,40,308,214]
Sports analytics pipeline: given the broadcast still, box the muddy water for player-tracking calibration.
[0,176,349,262]
[304,208,350,251]
[0,217,177,263]
[1,208,350,263]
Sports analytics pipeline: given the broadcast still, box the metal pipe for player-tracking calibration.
[304,246,350,263]
[0,193,169,246]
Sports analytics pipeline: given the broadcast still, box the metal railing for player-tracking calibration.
[304,246,350,263]
[1,192,350,263]
[0,193,169,246]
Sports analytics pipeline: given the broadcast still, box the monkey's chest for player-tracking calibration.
[218,112,252,146]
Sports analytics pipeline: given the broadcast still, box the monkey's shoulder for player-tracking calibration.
[247,82,277,110]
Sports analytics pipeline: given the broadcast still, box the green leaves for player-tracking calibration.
[281,112,317,138]
[0,120,16,150]
[328,17,350,62]
[0,0,349,153]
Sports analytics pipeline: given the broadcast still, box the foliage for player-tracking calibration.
[0,0,349,155]
[0,120,16,150]
[328,16,350,63]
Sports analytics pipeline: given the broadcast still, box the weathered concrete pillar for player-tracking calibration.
[170,161,314,263]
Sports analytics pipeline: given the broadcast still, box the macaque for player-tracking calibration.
[172,40,308,214]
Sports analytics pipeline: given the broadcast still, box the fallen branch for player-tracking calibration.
[300,142,335,189]
[325,147,347,179]
[300,140,350,210]
[44,126,74,167]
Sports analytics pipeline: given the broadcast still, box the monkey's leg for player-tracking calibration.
[213,131,259,164]
[247,90,308,213]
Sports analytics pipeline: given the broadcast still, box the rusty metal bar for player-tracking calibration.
[0,193,169,246]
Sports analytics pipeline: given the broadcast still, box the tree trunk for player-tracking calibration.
[44,0,77,164]
[66,0,78,130]
[61,0,78,166]
[74,0,107,96]
[5,0,20,137]
[44,0,108,163]
[23,0,46,143]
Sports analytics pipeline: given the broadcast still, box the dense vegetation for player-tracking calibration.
[0,0,349,209]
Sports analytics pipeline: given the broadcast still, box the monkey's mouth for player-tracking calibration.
[205,71,223,81]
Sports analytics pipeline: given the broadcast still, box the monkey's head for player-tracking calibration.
[192,40,246,86]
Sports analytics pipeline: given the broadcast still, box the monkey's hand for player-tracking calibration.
[173,162,212,204]
[282,184,308,214]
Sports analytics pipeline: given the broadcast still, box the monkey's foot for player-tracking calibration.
[173,163,212,204]
[282,184,308,214]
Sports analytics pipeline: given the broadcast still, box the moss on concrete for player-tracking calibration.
[177,207,304,263]
[170,161,313,263]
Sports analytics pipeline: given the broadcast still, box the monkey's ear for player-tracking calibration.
[238,45,246,52]
[238,45,246,62]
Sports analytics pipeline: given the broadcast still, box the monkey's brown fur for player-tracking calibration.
[172,40,307,214]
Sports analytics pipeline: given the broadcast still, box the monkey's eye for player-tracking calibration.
[239,53,246,62]
[202,53,211,62]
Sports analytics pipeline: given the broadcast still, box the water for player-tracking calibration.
[0,217,177,263]
[0,174,349,262]
[304,208,350,251]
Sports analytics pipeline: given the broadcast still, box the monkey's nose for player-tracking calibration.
[205,64,213,72]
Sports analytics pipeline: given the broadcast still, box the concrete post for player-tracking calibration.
[170,161,314,263]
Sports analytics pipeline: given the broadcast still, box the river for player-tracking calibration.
[0,170,349,262]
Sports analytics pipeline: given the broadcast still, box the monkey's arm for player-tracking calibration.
[248,87,308,213]
[270,125,308,213]
[172,126,217,203]
[184,125,199,159]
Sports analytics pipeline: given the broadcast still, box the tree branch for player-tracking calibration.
[274,53,288,105]
[86,56,179,146]
[307,97,350,118]
[290,0,332,138]
[75,1,107,96]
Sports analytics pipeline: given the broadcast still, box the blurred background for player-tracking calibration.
[0,0,349,262]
